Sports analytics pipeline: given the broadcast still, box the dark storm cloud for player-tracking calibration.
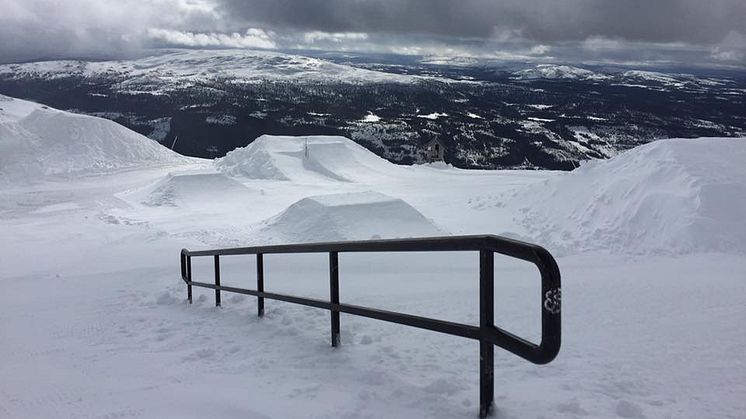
[218,0,746,44]
[0,0,744,65]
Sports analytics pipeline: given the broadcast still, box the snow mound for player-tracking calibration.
[216,135,402,182]
[259,191,443,243]
[0,95,186,183]
[515,137,746,255]
[138,173,253,208]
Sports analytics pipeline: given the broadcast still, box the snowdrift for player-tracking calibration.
[216,135,402,182]
[259,191,443,243]
[515,137,746,255]
[0,95,185,183]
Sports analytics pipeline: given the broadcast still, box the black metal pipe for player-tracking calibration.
[188,281,482,340]
[183,235,548,260]
[330,252,340,347]
[187,256,192,304]
[214,254,221,307]
[257,253,264,317]
[479,249,495,418]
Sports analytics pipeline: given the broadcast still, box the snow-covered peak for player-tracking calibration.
[618,70,730,87]
[512,64,608,81]
[620,70,688,86]
[0,49,424,94]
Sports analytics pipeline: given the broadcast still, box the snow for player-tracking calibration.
[1,94,745,419]
[527,117,555,123]
[417,112,448,120]
[361,112,381,123]
[514,137,746,255]
[205,115,238,125]
[257,191,443,243]
[0,49,428,94]
[512,64,609,81]
[215,135,404,183]
[0,95,188,183]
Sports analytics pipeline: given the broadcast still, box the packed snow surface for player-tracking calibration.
[0,95,187,182]
[137,173,254,209]
[515,137,746,255]
[1,95,745,419]
[259,191,443,243]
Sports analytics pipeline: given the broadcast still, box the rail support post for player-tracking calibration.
[257,253,264,317]
[329,251,340,347]
[479,249,494,418]
[214,254,221,307]
[187,255,193,304]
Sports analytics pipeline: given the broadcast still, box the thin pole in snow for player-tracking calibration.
[170,135,179,150]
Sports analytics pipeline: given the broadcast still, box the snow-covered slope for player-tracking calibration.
[0,95,188,182]
[0,49,421,94]
[515,137,746,255]
[1,93,745,419]
[216,135,404,182]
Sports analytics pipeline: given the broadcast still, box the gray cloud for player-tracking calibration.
[0,0,744,65]
[0,0,221,62]
[218,0,746,44]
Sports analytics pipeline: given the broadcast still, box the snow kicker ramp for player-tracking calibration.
[259,191,443,243]
[138,173,254,208]
[515,137,746,255]
[0,95,185,183]
[216,135,403,182]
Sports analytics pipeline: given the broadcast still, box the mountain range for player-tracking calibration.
[1,49,744,169]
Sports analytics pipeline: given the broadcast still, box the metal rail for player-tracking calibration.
[179,234,561,417]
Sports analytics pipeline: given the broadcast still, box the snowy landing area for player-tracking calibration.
[1,95,745,418]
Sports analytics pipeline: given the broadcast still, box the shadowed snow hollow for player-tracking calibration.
[515,137,746,255]
[0,95,186,183]
[259,191,443,243]
[216,135,402,182]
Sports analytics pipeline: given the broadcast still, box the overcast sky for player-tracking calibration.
[0,0,744,66]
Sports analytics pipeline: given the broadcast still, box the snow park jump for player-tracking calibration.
[180,235,562,418]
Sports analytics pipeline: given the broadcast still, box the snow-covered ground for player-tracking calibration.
[1,95,745,418]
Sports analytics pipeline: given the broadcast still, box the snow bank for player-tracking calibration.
[216,135,402,182]
[515,137,746,255]
[259,191,443,243]
[0,95,186,183]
